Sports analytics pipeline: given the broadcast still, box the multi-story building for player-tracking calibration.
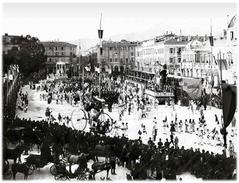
[180,14,237,86]
[97,40,137,74]
[2,34,21,55]
[129,33,175,84]
[181,38,214,78]
[164,37,189,76]
[41,41,77,75]
[212,14,237,85]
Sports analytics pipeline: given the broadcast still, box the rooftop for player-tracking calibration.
[164,38,189,45]
[41,41,77,47]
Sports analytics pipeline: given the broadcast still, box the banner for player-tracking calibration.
[209,36,214,46]
[222,84,237,128]
[98,29,103,39]
[182,78,202,99]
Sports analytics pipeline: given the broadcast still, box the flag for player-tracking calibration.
[95,67,100,73]
[182,78,202,99]
[98,29,103,39]
[222,84,237,129]
[220,59,228,70]
[209,36,214,46]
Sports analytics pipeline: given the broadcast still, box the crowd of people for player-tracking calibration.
[4,115,237,180]
[16,89,29,113]
[3,69,237,180]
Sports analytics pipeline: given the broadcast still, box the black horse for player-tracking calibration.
[91,161,113,180]
[5,144,25,164]
[12,162,30,180]
[94,144,115,161]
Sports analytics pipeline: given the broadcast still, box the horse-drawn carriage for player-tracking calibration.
[52,163,90,180]
[50,152,91,180]
[25,154,53,175]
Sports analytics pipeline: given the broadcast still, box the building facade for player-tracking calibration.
[2,34,21,55]
[97,40,137,74]
[212,14,237,85]
[164,37,189,76]
[41,41,77,75]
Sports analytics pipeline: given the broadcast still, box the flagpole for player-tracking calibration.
[98,13,103,98]
[219,50,223,108]
[82,65,85,104]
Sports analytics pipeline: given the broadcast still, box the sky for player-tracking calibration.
[2,3,237,42]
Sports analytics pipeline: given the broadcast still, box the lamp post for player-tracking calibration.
[78,64,85,105]
[98,13,103,98]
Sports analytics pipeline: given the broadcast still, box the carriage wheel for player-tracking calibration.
[55,174,69,181]
[50,165,57,175]
[70,108,88,131]
[28,164,35,175]
[98,112,114,133]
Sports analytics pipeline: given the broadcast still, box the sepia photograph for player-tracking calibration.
[2,1,237,181]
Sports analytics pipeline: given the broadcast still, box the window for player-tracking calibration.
[230,31,234,40]
[61,47,64,50]
[109,47,112,50]
[178,58,181,63]
[62,52,64,56]
[126,58,128,63]
[170,58,173,63]
[115,58,117,62]
[55,52,58,56]
[170,48,174,54]
[110,58,113,62]
[55,47,58,50]
[177,48,181,54]
[131,52,134,56]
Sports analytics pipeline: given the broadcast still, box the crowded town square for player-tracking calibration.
[2,2,237,181]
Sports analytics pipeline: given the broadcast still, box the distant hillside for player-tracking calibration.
[70,23,222,54]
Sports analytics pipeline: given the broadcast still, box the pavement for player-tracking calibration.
[12,84,237,180]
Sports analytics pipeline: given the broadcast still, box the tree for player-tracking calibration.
[3,35,47,77]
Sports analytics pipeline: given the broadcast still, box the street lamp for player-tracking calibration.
[98,13,103,98]
[78,63,85,105]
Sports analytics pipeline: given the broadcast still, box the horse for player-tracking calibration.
[91,161,113,180]
[5,144,25,164]
[5,128,24,144]
[94,144,115,161]
[67,153,89,173]
[12,163,30,180]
